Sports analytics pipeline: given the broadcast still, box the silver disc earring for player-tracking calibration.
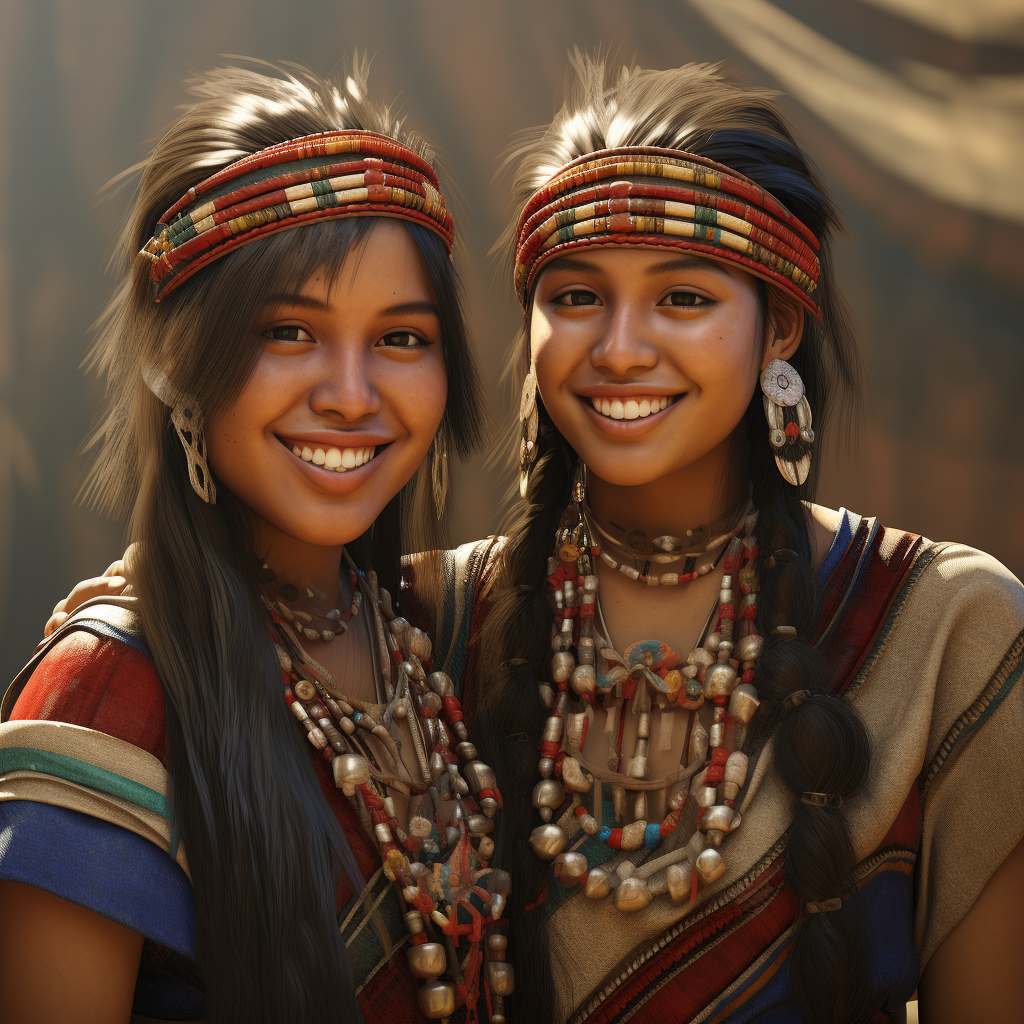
[760,358,814,486]
[170,404,217,504]
[519,364,539,498]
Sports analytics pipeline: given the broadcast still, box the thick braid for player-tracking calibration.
[745,400,873,1022]
[475,400,571,1024]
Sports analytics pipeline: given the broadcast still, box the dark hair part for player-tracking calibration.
[85,61,479,1022]
[479,54,872,1023]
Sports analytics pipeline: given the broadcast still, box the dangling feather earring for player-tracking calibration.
[519,364,539,499]
[170,403,217,504]
[760,358,813,486]
[431,431,449,518]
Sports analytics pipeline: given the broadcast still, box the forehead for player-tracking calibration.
[539,247,744,283]
[281,220,436,307]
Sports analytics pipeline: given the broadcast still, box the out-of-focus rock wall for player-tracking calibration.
[1,0,1021,683]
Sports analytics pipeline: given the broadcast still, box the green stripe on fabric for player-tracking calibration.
[0,748,171,820]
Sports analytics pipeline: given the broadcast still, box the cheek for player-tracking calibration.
[390,356,448,446]
[530,307,577,405]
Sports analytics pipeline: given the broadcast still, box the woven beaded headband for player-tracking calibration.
[514,146,821,317]
[140,130,454,301]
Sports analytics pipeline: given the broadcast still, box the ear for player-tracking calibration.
[760,290,804,371]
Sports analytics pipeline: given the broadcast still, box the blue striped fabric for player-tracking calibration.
[0,800,203,1019]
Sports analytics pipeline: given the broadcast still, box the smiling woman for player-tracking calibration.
[472,54,1024,1024]
[0,61,498,1024]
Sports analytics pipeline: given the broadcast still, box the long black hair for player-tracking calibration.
[478,53,872,1024]
[84,61,480,1022]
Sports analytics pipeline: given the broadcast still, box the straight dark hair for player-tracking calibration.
[478,54,873,1024]
[84,62,480,1022]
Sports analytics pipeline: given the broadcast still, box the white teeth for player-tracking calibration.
[590,396,674,420]
[292,443,377,472]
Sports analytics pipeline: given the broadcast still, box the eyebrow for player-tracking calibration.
[644,255,730,277]
[263,295,440,318]
[544,255,607,275]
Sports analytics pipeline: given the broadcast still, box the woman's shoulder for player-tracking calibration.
[7,624,167,762]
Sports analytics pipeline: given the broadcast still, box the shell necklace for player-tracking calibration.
[266,552,513,1022]
[529,489,763,912]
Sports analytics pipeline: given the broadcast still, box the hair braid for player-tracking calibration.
[743,397,873,1023]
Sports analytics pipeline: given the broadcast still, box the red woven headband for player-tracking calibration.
[514,146,820,317]
[140,130,455,301]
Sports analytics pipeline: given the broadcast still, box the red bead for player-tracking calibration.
[574,804,588,818]
[579,604,595,619]
[442,696,463,722]
[607,829,623,850]
[660,817,677,836]
[711,747,729,765]
[705,765,725,785]
[540,740,560,757]
[718,603,735,620]
[284,690,295,704]
[322,747,334,761]
[785,421,800,437]
[742,669,755,683]
[554,752,566,777]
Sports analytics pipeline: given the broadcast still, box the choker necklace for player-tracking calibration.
[585,508,737,586]
[586,497,748,563]
[267,551,513,1022]
[259,561,361,642]
[529,482,762,913]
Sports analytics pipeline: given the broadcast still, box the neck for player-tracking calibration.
[587,437,745,542]
[252,518,346,602]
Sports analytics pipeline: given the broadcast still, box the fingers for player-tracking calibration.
[103,560,126,578]
[42,575,128,639]
[43,611,68,639]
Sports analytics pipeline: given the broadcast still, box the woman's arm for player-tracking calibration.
[0,879,144,1024]
[918,838,1024,1023]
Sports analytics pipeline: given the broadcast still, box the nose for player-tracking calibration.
[308,340,381,422]
[589,298,659,377]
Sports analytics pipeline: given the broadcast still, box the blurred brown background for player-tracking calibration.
[1,0,1022,684]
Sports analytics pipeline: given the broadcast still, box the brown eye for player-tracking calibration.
[556,290,600,306]
[660,291,707,308]
[379,332,428,348]
[264,325,313,342]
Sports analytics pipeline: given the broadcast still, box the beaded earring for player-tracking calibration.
[519,364,539,498]
[760,358,814,487]
[170,403,216,504]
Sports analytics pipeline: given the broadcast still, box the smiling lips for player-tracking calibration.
[588,395,676,421]
[290,442,378,473]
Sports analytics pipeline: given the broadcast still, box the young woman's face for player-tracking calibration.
[530,248,787,488]
[206,219,448,547]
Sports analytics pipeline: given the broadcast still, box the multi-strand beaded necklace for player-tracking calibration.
[529,488,763,912]
[267,554,512,1022]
